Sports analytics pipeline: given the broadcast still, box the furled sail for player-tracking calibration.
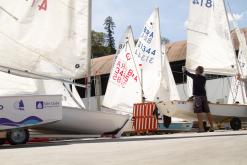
[186,0,237,75]
[102,26,142,113]
[237,30,247,77]
[228,29,247,104]
[134,8,179,101]
[0,0,90,80]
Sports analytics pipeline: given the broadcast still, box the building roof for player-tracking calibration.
[165,40,187,62]
[91,54,114,76]
[231,28,247,49]
[90,27,247,76]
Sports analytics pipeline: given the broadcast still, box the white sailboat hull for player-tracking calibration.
[37,106,129,134]
[157,100,247,122]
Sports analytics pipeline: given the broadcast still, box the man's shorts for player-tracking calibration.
[193,96,210,113]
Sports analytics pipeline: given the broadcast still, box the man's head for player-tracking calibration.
[196,66,204,75]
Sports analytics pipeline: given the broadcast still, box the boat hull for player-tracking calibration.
[157,100,247,122]
[36,106,129,134]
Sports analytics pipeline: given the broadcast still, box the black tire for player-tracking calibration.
[0,138,5,145]
[230,117,242,130]
[7,129,29,145]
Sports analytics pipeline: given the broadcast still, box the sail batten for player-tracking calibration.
[0,0,90,80]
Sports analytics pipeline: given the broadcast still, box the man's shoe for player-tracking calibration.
[208,128,214,132]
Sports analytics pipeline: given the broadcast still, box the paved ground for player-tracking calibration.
[1,130,247,165]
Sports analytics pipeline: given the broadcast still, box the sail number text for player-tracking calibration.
[135,25,156,64]
[192,0,213,8]
[29,0,48,11]
[112,59,138,87]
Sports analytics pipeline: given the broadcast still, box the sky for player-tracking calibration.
[92,0,247,44]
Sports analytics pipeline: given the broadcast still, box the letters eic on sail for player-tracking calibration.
[186,0,237,75]
[103,26,142,113]
[0,0,90,80]
[134,8,179,102]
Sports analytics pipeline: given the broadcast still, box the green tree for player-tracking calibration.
[91,30,110,58]
[104,16,116,54]
[92,30,105,46]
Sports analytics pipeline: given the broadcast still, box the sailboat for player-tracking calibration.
[102,26,142,114]
[132,8,180,103]
[103,8,190,131]
[0,0,129,134]
[157,0,247,130]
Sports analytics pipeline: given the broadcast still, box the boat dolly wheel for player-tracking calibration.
[230,117,242,130]
[7,129,30,145]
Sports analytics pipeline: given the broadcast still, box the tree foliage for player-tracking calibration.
[161,37,170,44]
[104,16,116,54]
[91,30,110,58]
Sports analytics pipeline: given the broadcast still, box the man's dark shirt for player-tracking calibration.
[185,70,206,96]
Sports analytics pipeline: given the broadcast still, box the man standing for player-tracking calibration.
[182,66,214,132]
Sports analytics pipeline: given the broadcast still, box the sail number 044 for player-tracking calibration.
[192,0,212,8]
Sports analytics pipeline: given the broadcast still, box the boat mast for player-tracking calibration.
[223,0,246,104]
[86,0,92,110]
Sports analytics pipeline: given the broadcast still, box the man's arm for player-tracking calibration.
[182,66,195,78]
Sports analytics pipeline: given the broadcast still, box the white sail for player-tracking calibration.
[134,8,162,101]
[186,0,237,75]
[0,0,89,80]
[186,76,193,97]
[237,30,247,77]
[134,8,179,102]
[0,71,83,108]
[114,26,135,64]
[228,30,247,104]
[103,26,142,113]
[155,46,180,102]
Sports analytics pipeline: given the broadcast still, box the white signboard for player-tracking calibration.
[0,95,62,130]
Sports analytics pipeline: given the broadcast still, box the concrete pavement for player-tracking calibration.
[0,130,247,165]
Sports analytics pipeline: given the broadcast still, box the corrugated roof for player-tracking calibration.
[91,54,114,76]
[165,40,186,62]
[89,27,247,76]
[231,28,247,50]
